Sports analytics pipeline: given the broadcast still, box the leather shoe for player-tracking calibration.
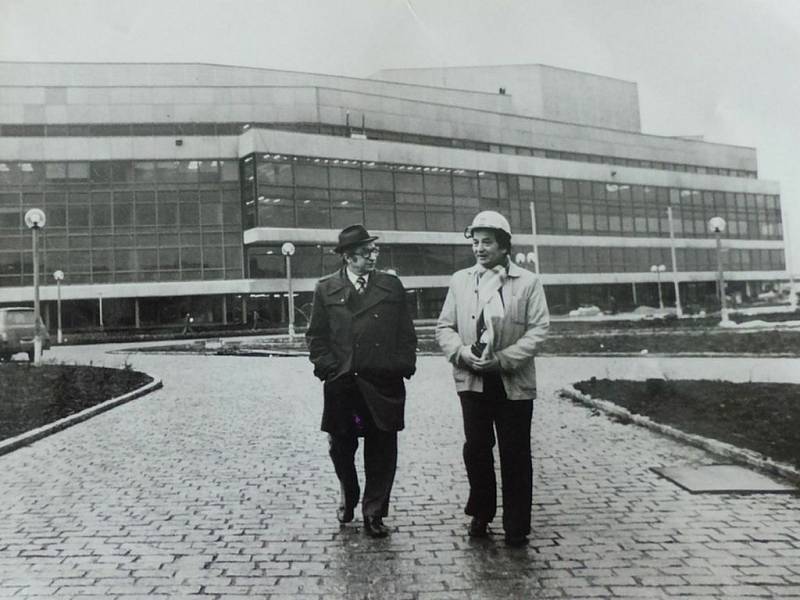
[337,504,355,524]
[468,517,489,538]
[362,515,390,538]
[504,533,529,547]
[336,482,359,524]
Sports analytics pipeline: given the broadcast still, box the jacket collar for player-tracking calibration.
[324,268,393,315]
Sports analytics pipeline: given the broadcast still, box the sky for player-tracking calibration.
[1,0,799,274]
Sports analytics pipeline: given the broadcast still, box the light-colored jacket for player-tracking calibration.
[435,261,549,400]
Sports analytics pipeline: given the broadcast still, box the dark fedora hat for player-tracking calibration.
[334,224,379,253]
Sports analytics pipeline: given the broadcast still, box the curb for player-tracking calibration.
[559,384,800,486]
[0,376,163,457]
[542,352,800,358]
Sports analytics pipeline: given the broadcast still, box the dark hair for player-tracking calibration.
[495,230,512,253]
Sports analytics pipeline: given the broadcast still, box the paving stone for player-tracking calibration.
[0,346,798,599]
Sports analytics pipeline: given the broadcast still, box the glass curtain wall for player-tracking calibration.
[0,159,243,287]
[247,243,785,280]
[242,153,782,243]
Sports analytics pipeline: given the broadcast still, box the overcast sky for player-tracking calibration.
[2,0,799,274]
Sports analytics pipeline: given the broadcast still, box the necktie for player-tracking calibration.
[356,276,367,295]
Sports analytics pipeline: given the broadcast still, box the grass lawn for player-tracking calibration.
[539,329,800,355]
[573,378,800,469]
[0,363,153,442]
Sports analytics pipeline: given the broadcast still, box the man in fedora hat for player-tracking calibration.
[306,224,417,537]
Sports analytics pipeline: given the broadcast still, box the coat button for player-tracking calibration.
[373,313,379,318]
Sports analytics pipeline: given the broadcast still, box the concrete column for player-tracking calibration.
[134,298,140,328]
[222,295,228,325]
[632,282,638,305]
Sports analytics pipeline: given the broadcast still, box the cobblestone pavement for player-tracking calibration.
[1,344,799,599]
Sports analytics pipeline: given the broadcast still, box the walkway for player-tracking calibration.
[1,344,799,599]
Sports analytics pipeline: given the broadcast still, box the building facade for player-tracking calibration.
[0,62,786,331]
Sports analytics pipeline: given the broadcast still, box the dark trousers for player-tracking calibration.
[328,429,397,518]
[459,374,534,537]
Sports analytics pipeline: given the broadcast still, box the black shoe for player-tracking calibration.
[363,515,390,538]
[504,533,529,547]
[468,517,489,538]
[337,504,355,524]
[336,482,359,524]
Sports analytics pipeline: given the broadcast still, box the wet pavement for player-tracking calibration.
[1,343,799,599]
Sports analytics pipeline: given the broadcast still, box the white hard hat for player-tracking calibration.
[464,210,512,238]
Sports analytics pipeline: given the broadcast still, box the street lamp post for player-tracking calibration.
[666,205,683,317]
[528,202,540,275]
[281,242,296,340]
[53,270,64,344]
[24,208,46,365]
[708,216,729,323]
[650,264,666,309]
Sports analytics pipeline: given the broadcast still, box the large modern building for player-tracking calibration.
[0,62,787,331]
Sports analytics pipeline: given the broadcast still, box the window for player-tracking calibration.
[454,195,479,232]
[331,190,364,228]
[179,192,200,226]
[257,194,294,228]
[68,162,90,180]
[138,249,158,271]
[133,162,156,182]
[258,161,294,186]
[424,173,452,196]
[114,249,136,271]
[159,247,180,270]
[110,161,133,182]
[294,164,327,188]
[426,194,454,231]
[68,204,90,228]
[364,169,393,191]
[45,162,67,180]
[329,166,361,189]
[200,193,223,226]
[395,172,423,193]
[364,190,395,230]
[202,247,224,270]
[296,188,330,228]
[198,160,220,183]
[453,175,478,197]
[396,193,425,231]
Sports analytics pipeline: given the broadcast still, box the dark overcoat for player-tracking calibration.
[306,268,417,433]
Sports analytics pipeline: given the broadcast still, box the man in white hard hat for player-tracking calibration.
[435,210,549,547]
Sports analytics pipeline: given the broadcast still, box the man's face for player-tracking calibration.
[346,243,379,275]
[471,229,506,269]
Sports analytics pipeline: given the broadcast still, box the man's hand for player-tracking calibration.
[460,346,500,372]
[472,354,500,372]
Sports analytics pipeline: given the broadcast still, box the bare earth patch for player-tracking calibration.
[573,378,800,469]
[0,363,153,441]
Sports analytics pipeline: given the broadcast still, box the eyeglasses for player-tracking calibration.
[353,246,380,258]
